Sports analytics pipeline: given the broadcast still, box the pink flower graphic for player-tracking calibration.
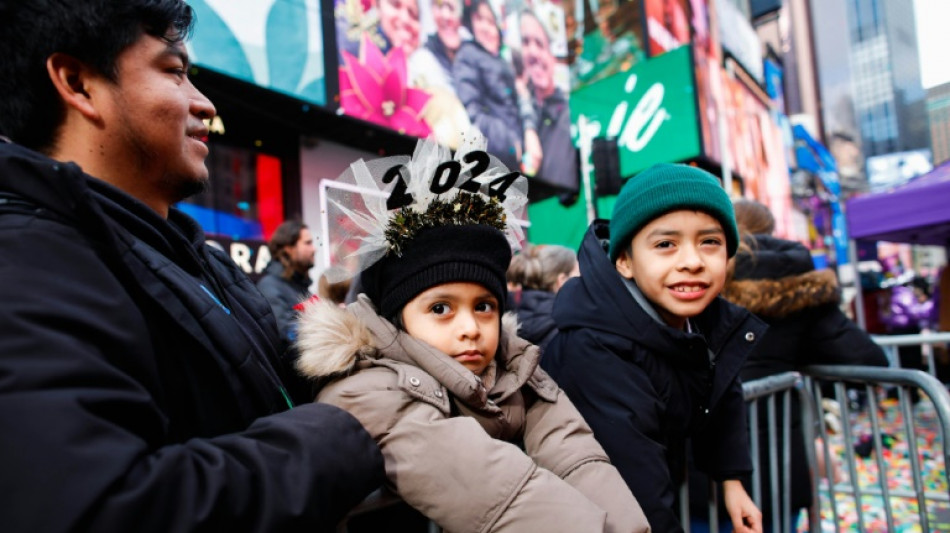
[339,35,432,137]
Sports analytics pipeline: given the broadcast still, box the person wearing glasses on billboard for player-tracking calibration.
[518,8,577,194]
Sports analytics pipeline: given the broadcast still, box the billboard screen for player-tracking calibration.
[569,0,647,90]
[571,45,701,177]
[644,0,691,56]
[334,0,578,196]
[188,0,327,105]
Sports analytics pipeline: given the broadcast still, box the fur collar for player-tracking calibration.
[723,268,839,319]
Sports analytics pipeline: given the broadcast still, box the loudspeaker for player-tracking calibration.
[592,137,622,196]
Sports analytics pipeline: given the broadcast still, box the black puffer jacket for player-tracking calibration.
[0,141,384,532]
[453,40,522,169]
[707,234,888,517]
[542,220,766,533]
[515,289,558,351]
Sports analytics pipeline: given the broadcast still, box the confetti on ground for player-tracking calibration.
[797,396,949,532]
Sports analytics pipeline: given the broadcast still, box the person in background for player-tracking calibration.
[453,0,540,170]
[518,9,578,194]
[0,2,383,530]
[542,164,765,533]
[258,220,316,350]
[507,243,578,350]
[690,199,888,532]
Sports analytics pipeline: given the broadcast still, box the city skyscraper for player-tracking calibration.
[844,0,930,157]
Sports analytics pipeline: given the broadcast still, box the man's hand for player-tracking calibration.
[722,479,762,533]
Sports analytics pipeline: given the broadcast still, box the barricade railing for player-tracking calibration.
[340,365,950,533]
[684,371,819,533]
[871,331,950,379]
[802,365,950,533]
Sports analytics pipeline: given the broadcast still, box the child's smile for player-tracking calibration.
[400,281,500,374]
[615,210,728,329]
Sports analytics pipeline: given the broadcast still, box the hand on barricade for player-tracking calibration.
[722,479,762,533]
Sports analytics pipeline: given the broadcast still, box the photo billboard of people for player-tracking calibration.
[644,0,690,56]
[334,0,578,197]
[568,0,647,90]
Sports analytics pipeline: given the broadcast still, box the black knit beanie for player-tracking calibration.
[361,224,512,320]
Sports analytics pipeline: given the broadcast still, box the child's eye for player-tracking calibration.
[655,240,675,249]
[701,238,723,247]
[430,303,451,315]
[475,301,497,313]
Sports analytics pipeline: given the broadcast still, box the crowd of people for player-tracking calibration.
[1,1,936,533]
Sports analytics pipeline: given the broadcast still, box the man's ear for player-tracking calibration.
[615,250,635,279]
[46,53,102,121]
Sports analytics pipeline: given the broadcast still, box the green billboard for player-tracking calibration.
[528,45,700,247]
[570,44,701,177]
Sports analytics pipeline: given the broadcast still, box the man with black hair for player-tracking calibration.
[0,2,383,531]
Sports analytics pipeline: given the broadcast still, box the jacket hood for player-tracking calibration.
[725,235,839,319]
[295,295,542,403]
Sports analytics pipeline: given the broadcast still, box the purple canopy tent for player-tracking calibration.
[846,160,950,246]
[845,161,950,328]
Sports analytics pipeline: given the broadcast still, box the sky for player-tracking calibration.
[914,0,950,88]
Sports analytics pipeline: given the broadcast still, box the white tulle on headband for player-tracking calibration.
[321,131,529,283]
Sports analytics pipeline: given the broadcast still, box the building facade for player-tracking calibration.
[926,81,950,166]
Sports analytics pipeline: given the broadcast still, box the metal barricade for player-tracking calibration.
[340,365,950,532]
[684,371,820,533]
[871,331,950,379]
[803,365,950,533]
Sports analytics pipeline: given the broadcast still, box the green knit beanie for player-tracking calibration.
[608,163,738,261]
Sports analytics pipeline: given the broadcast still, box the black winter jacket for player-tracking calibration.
[541,220,766,533]
[514,289,559,351]
[0,141,384,532]
[257,259,312,347]
[711,234,888,516]
[535,88,578,194]
[453,40,522,169]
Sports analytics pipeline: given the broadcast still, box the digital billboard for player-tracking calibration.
[334,0,578,197]
[644,0,690,57]
[570,45,701,177]
[188,0,327,105]
[568,0,647,90]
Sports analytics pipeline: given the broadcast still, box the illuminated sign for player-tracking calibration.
[570,45,701,177]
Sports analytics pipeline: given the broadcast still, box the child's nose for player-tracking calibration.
[457,311,480,339]
[677,245,704,272]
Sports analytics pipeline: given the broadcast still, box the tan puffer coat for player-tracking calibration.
[296,296,650,533]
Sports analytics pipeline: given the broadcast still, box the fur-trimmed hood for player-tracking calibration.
[295,295,551,407]
[724,234,839,319]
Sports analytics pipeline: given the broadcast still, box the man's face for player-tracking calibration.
[520,15,555,97]
[287,228,316,273]
[98,34,216,204]
[433,0,462,51]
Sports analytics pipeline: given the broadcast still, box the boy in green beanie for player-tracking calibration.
[542,163,766,533]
